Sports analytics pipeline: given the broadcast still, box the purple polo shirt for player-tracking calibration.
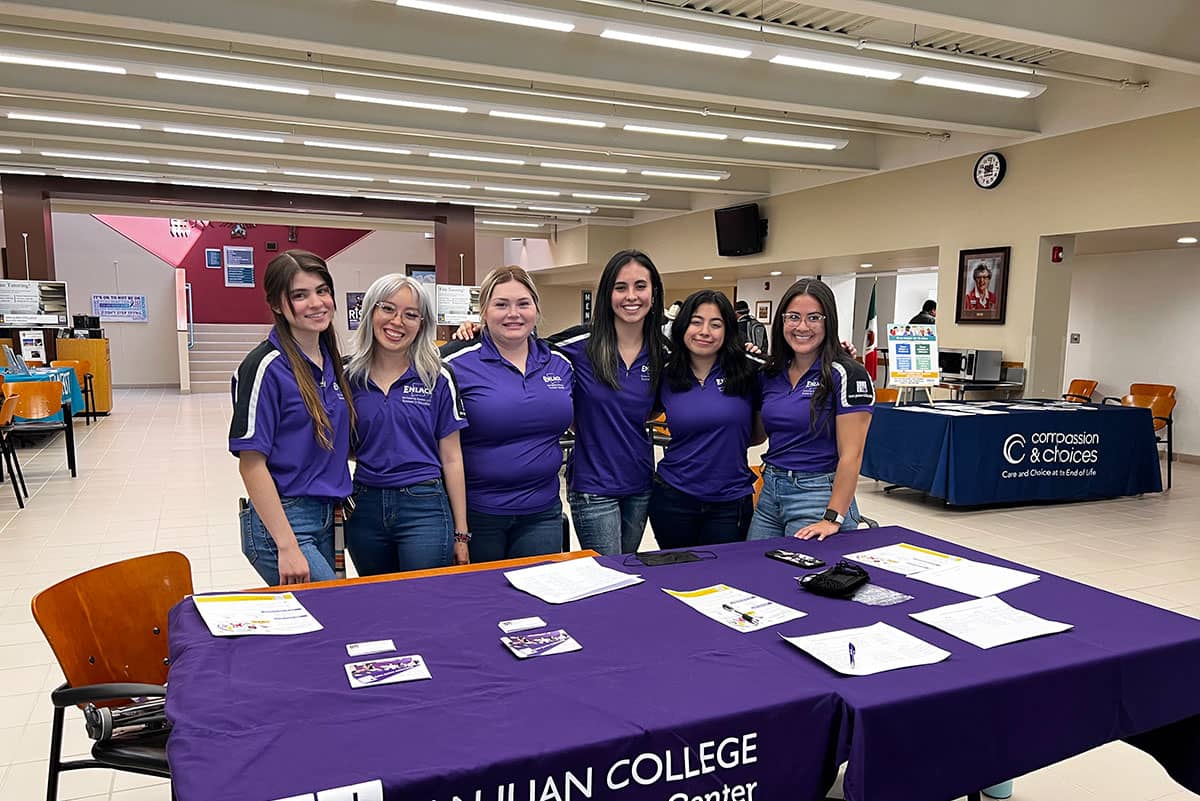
[547,326,657,496]
[349,363,468,488]
[441,332,573,514]
[761,358,874,474]
[657,363,760,502]
[228,330,352,501]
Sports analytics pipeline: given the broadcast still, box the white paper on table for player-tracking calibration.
[909,560,1039,597]
[504,557,643,604]
[663,584,806,632]
[910,596,1072,649]
[192,592,323,637]
[891,405,973,417]
[781,622,950,676]
[843,542,961,576]
[939,404,1009,415]
[1009,404,1077,411]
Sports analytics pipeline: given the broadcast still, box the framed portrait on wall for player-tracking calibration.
[955,246,1010,324]
[406,264,436,284]
[755,300,772,323]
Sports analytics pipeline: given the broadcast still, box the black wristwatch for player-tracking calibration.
[822,508,846,525]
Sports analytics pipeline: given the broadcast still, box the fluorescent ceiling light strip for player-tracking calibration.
[600,29,751,59]
[41,151,149,163]
[0,147,20,155]
[164,126,285,143]
[0,167,46,175]
[450,199,519,208]
[334,92,468,113]
[769,54,900,80]
[430,152,526,165]
[741,135,841,151]
[1178,236,1198,245]
[393,1,574,32]
[540,161,627,175]
[528,205,595,214]
[571,191,647,202]
[623,124,727,141]
[0,53,127,75]
[481,220,542,227]
[303,140,412,155]
[640,168,726,181]
[282,170,375,182]
[363,193,437,202]
[268,187,354,197]
[169,161,270,173]
[389,178,471,189]
[62,173,156,182]
[488,110,605,128]
[483,185,559,196]
[913,75,1032,98]
[9,112,141,130]
[171,180,262,190]
[155,71,310,95]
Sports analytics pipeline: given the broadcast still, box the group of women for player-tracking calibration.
[229,247,875,586]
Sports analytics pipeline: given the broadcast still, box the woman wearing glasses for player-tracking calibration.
[344,274,470,575]
[747,278,874,542]
[441,266,574,562]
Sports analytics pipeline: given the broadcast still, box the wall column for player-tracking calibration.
[1,175,56,279]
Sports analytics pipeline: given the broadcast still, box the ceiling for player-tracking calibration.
[1074,222,1200,256]
[0,0,1197,240]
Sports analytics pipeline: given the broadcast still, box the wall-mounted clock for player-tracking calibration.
[974,151,1007,190]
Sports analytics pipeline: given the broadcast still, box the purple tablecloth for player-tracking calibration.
[167,564,842,801]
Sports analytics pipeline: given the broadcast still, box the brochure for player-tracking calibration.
[192,592,322,637]
[663,584,806,632]
[501,629,582,659]
[344,654,432,688]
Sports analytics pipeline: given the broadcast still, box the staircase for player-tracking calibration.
[188,323,272,393]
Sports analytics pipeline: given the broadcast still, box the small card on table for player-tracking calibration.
[499,616,546,634]
[346,639,396,657]
[501,629,581,659]
[344,654,431,688]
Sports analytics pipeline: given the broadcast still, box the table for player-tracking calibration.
[166,529,1200,801]
[3,367,85,422]
[861,400,1162,505]
[938,380,1025,401]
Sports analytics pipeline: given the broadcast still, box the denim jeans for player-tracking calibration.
[567,489,651,555]
[648,476,753,549]
[240,496,336,586]
[345,480,453,576]
[747,466,862,541]
[468,501,564,563]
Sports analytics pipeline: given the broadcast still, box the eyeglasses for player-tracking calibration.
[782,312,827,325]
[374,302,422,324]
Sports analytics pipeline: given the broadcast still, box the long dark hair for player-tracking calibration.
[587,249,666,391]
[666,290,757,396]
[765,278,849,433]
[264,249,355,450]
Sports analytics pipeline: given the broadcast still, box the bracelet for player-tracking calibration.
[453,531,472,543]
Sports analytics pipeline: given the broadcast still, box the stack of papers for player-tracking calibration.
[782,622,950,676]
[892,405,973,417]
[504,557,643,604]
[910,596,1072,649]
[843,542,960,576]
[844,543,1039,597]
[193,592,323,636]
[663,584,806,632]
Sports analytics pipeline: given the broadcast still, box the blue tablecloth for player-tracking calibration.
[3,367,83,421]
[861,400,1163,505]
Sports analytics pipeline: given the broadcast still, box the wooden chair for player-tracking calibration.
[51,359,97,425]
[31,552,193,801]
[0,394,28,507]
[1104,393,1176,489]
[751,464,764,506]
[875,387,899,404]
[1062,379,1097,403]
[648,412,671,447]
[25,359,45,369]
[1130,383,1176,398]
[4,381,77,477]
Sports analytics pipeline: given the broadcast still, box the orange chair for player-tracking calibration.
[875,387,899,404]
[648,412,671,447]
[1062,379,1097,403]
[1104,393,1176,489]
[0,394,27,507]
[751,464,764,506]
[1130,383,1176,398]
[4,381,77,477]
[25,359,45,369]
[51,359,96,425]
[32,552,192,800]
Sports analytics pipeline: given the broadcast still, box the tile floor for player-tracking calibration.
[0,387,1197,800]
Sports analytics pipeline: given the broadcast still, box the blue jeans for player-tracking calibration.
[567,489,651,555]
[468,501,563,563]
[648,476,753,549]
[345,480,453,576]
[240,496,336,586]
[747,466,862,541]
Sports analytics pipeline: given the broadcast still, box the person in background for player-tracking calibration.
[650,290,764,548]
[230,250,356,585]
[441,266,574,562]
[344,274,470,575]
[734,299,769,352]
[909,299,937,324]
[662,299,682,337]
[747,278,874,542]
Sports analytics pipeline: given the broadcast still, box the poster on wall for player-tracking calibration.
[435,284,481,325]
[223,246,255,288]
[887,323,939,387]
[0,279,69,326]
[91,294,149,323]
[18,329,46,361]
[347,292,365,331]
[205,248,222,269]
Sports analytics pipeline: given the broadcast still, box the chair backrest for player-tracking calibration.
[31,552,193,692]
[24,359,45,369]
[751,464,765,506]
[9,380,63,420]
[1121,394,1176,431]
[0,394,19,428]
[1064,379,1097,402]
[50,359,87,387]
[875,387,899,403]
[1131,383,1176,398]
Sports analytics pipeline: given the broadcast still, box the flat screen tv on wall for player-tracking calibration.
[714,203,766,257]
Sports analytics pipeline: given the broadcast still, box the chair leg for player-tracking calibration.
[46,705,65,801]
[1167,421,1173,490]
[2,438,23,508]
[63,408,77,478]
[6,435,27,499]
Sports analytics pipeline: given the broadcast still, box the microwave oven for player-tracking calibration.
[938,348,1002,382]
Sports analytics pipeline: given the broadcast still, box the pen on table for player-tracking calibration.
[848,642,856,669]
[722,603,759,624]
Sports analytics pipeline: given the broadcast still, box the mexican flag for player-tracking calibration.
[864,281,878,379]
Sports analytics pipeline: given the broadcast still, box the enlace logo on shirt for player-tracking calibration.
[715,377,726,389]
[402,384,434,405]
[801,377,819,397]
[542,374,567,390]
[641,365,651,382]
